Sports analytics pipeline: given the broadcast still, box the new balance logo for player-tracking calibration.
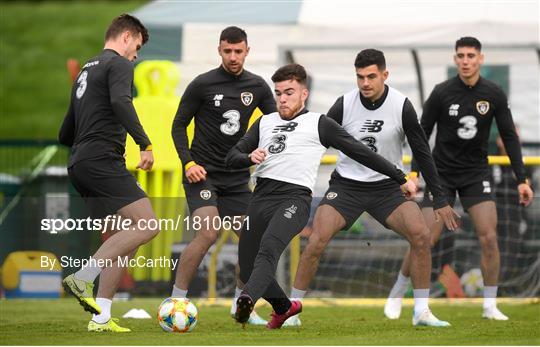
[213,94,223,107]
[360,120,384,132]
[449,104,460,116]
[272,122,298,133]
[284,204,297,219]
[483,181,491,193]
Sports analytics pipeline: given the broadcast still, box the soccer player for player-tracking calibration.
[58,14,158,332]
[386,37,533,321]
[289,49,459,327]
[226,63,416,329]
[171,26,276,325]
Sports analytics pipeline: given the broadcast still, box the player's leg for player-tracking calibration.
[468,200,507,320]
[292,205,346,294]
[385,185,454,320]
[217,174,268,325]
[237,197,309,328]
[460,177,507,320]
[63,159,158,315]
[235,198,272,325]
[227,224,267,325]
[383,201,450,326]
[291,185,359,303]
[88,244,138,332]
[172,205,220,296]
[171,177,221,297]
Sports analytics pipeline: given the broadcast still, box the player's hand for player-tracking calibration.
[434,205,461,231]
[186,164,207,183]
[249,148,267,164]
[400,179,416,200]
[409,176,419,191]
[518,182,533,207]
[136,150,154,171]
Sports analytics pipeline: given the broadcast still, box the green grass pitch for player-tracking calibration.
[1,299,539,345]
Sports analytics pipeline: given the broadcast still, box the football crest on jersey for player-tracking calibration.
[200,190,212,200]
[476,101,490,115]
[326,192,338,200]
[241,92,253,106]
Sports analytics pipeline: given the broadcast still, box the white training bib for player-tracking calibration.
[336,87,407,182]
[254,111,326,192]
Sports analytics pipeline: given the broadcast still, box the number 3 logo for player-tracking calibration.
[360,136,378,152]
[76,70,88,99]
[457,115,478,140]
[268,134,287,154]
[220,110,241,135]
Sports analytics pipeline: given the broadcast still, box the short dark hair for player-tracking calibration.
[455,37,482,51]
[105,14,149,45]
[354,49,386,70]
[271,63,308,85]
[219,26,248,44]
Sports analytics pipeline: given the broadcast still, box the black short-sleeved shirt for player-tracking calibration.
[414,76,526,185]
[58,49,151,167]
[171,65,276,173]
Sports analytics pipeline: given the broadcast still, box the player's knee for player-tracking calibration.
[197,229,219,246]
[409,226,430,250]
[139,228,160,244]
[305,232,329,258]
[478,230,498,251]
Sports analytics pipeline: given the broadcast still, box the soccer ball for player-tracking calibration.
[157,297,198,333]
[460,268,484,297]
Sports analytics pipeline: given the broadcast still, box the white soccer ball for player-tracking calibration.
[157,297,198,333]
[460,268,484,297]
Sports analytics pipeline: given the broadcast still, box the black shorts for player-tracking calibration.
[421,171,495,211]
[68,157,147,219]
[183,170,251,218]
[319,173,407,229]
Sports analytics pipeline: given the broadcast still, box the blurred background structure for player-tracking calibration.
[1,0,538,299]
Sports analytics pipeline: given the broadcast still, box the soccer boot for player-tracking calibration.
[235,294,255,327]
[230,298,267,325]
[62,274,101,314]
[282,313,302,327]
[384,297,402,320]
[412,309,451,327]
[267,300,302,329]
[88,318,131,332]
[482,306,509,321]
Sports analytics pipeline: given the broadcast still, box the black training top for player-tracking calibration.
[171,65,276,173]
[59,49,151,167]
[412,76,527,184]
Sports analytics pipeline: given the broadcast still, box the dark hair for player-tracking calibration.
[354,49,386,70]
[105,14,149,45]
[219,26,248,44]
[455,37,482,51]
[271,63,308,85]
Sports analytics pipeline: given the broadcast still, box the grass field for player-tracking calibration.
[0,0,147,140]
[1,299,539,345]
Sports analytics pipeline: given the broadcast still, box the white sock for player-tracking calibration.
[171,285,188,298]
[413,288,430,316]
[74,262,102,283]
[483,286,498,309]
[388,271,410,298]
[290,287,307,301]
[92,298,112,324]
[234,287,243,299]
